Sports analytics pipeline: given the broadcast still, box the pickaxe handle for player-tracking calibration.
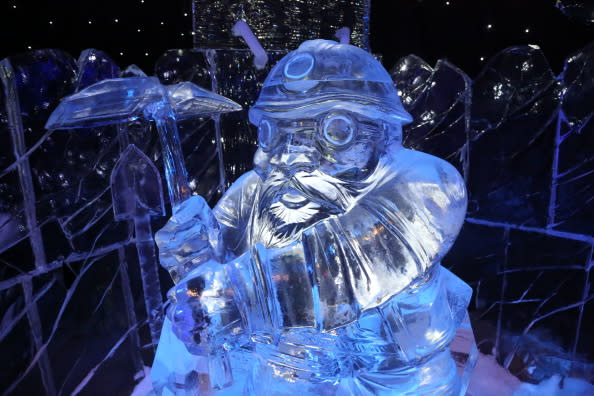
[154,115,192,207]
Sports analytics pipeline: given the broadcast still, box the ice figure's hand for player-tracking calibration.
[155,195,223,283]
[167,261,243,354]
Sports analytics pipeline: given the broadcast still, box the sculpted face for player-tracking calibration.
[246,40,412,247]
[251,107,392,247]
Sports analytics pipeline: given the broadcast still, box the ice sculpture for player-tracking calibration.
[154,39,474,395]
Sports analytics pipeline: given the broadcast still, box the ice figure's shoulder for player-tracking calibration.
[229,170,262,190]
[220,171,261,200]
[214,170,262,216]
[383,148,466,200]
[371,148,467,260]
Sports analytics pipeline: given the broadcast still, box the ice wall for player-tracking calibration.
[0,49,153,395]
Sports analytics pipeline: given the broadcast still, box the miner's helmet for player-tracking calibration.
[248,39,413,128]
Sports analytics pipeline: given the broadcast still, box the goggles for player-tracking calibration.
[257,111,386,154]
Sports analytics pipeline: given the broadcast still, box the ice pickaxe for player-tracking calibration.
[45,76,242,207]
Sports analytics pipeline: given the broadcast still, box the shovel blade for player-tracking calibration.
[111,144,166,220]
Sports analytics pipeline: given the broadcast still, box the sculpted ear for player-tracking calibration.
[385,122,402,147]
[253,148,271,179]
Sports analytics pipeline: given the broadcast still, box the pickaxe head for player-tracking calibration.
[45,77,241,129]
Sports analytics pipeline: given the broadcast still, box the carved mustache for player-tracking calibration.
[261,169,360,214]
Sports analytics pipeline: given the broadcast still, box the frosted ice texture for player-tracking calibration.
[191,0,370,51]
[154,40,473,395]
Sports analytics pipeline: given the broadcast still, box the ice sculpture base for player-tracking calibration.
[151,266,477,396]
[452,313,479,395]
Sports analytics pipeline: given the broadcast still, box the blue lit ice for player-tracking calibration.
[153,39,475,395]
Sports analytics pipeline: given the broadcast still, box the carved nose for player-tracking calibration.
[269,132,320,174]
[272,149,319,175]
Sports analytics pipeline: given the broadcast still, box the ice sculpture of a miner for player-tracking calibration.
[153,39,473,395]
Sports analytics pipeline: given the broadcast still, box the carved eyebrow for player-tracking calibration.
[275,119,317,128]
[358,121,384,135]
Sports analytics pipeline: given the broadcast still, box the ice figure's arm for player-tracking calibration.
[227,149,467,333]
[155,195,223,282]
[155,171,259,282]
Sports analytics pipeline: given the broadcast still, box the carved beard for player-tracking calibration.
[251,169,366,248]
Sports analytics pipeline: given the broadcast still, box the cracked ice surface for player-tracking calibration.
[1,39,594,394]
[0,49,157,395]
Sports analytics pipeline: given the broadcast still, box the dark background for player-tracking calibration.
[1,0,593,76]
[1,1,594,394]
